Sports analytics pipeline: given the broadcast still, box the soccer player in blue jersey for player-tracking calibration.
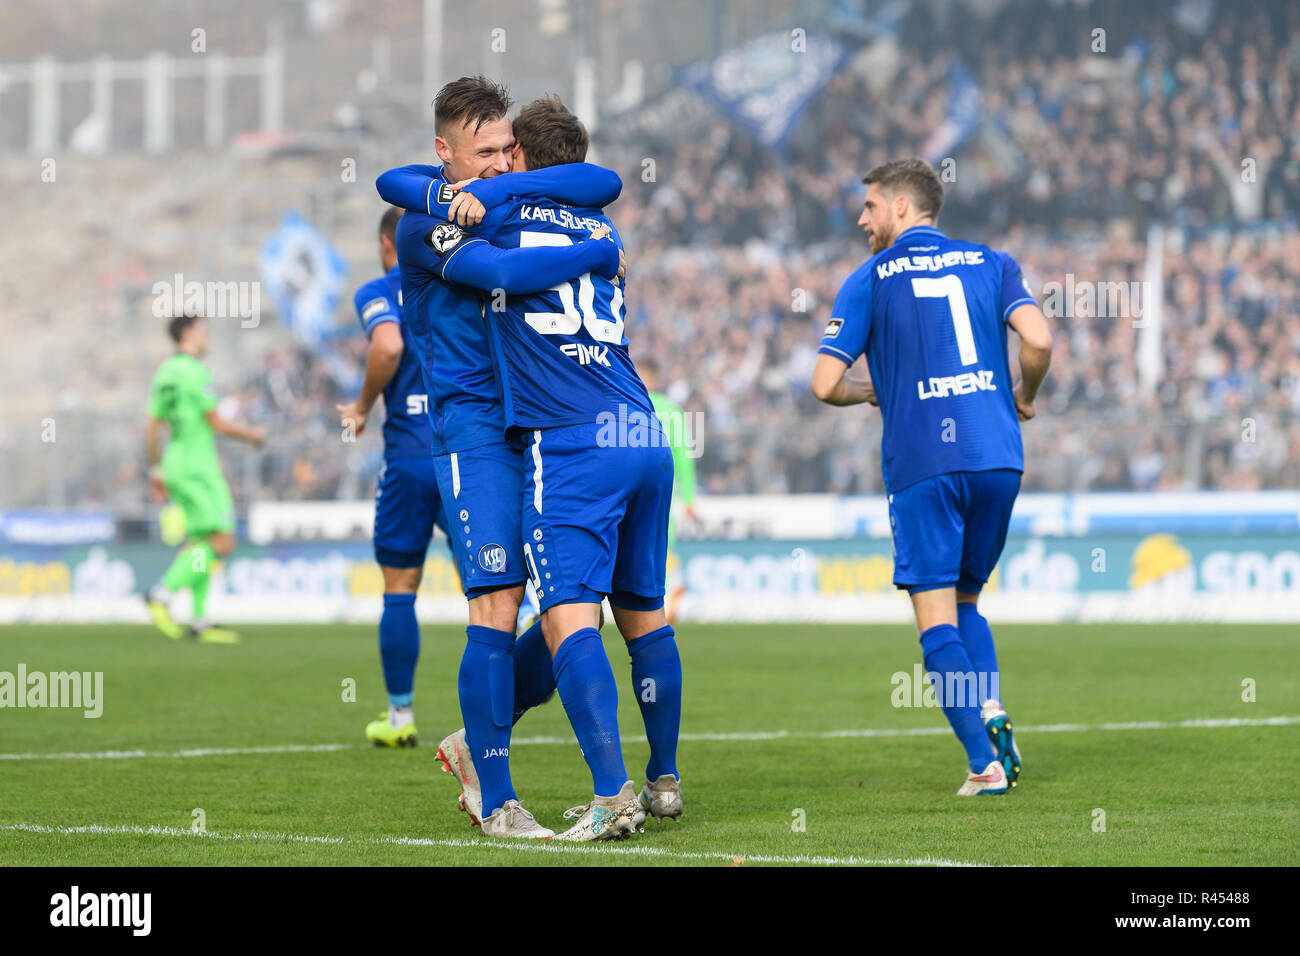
[336,207,452,749]
[378,96,684,840]
[811,159,1052,796]
[379,76,625,839]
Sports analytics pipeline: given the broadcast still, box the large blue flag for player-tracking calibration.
[678,31,850,150]
[259,211,349,349]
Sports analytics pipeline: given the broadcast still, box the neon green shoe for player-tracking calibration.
[190,624,241,644]
[366,712,418,748]
[144,593,186,641]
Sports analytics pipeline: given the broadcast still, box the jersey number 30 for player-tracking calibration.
[519,230,625,343]
[911,275,978,366]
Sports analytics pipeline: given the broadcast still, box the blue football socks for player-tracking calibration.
[625,625,681,781]
[458,625,517,817]
[512,618,556,724]
[553,628,628,797]
[957,602,1000,706]
[920,623,995,774]
[379,592,419,708]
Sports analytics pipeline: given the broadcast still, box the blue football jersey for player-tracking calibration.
[819,224,1035,493]
[353,266,433,460]
[467,198,653,437]
[388,163,624,456]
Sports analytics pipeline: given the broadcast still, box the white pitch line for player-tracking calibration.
[1,714,1295,762]
[0,743,354,761]
[0,822,979,867]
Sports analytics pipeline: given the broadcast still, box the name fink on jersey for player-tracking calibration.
[561,342,611,366]
[917,369,997,399]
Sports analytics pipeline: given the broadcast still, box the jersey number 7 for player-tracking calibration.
[519,230,625,344]
[911,275,978,366]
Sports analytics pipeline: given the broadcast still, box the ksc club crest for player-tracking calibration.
[478,543,507,573]
[424,222,463,256]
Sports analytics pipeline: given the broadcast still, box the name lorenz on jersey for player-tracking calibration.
[818,224,1036,494]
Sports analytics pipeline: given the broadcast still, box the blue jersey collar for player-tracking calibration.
[896,224,945,242]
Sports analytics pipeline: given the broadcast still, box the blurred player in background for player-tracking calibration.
[639,360,697,625]
[336,206,452,748]
[379,76,624,839]
[811,158,1052,796]
[144,314,265,644]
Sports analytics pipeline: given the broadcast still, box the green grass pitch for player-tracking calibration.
[1,622,1296,866]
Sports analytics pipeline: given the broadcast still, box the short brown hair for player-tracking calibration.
[434,75,512,140]
[512,95,589,170]
[379,205,402,242]
[863,158,944,219]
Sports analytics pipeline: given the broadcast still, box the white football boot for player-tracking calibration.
[980,699,1023,787]
[480,799,554,840]
[436,728,483,825]
[957,760,1010,796]
[555,780,644,841]
[638,774,684,823]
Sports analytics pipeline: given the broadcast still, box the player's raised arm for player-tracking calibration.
[460,163,622,212]
[1007,302,1053,421]
[442,229,620,293]
[376,163,622,225]
[375,164,448,215]
[396,213,619,297]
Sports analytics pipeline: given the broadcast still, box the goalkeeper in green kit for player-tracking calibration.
[143,315,265,643]
[640,361,697,624]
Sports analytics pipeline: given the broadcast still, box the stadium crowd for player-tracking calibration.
[210,0,1300,500]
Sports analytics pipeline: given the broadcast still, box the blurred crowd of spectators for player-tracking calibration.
[581,0,1300,494]
[224,0,1300,500]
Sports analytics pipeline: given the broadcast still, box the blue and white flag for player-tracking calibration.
[259,211,349,348]
[920,61,982,164]
[678,31,850,150]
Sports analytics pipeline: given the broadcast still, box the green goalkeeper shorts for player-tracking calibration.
[164,467,235,537]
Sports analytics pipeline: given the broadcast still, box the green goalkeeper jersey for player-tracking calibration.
[649,391,697,507]
[148,353,220,476]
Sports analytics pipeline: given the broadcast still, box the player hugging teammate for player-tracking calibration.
[813,158,1053,796]
[375,78,683,840]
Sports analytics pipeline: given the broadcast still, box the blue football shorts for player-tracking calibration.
[888,468,1021,594]
[373,455,450,569]
[434,442,529,598]
[520,422,673,614]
